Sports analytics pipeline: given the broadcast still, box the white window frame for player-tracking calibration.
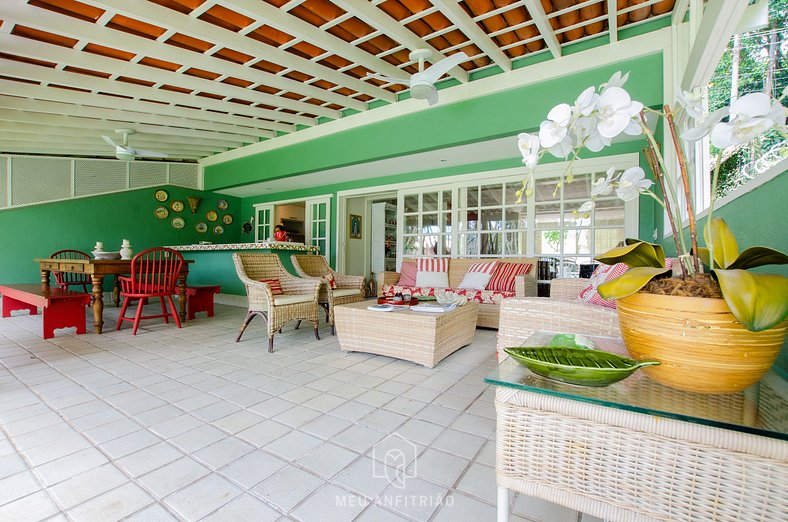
[305,196,332,260]
[252,195,333,260]
[252,203,274,243]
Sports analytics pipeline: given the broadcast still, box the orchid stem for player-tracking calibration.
[707,150,724,270]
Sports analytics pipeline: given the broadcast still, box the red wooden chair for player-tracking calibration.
[50,249,91,294]
[116,247,184,335]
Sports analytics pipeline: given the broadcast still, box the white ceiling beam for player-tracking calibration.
[522,0,562,59]
[218,0,407,78]
[0,59,308,130]
[330,0,469,83]
[1,0,373,110]
[672,0,691,25]
[0,144,203,160]
[0,84,274,138]
[77,0,394,104]
[0,110,242,149]
[682,0,747,90]
[0,133,223,157]
[608,0,618,43]
[0,33,340,121]
[431,0,512,72]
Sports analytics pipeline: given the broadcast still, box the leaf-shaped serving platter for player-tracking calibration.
[504,347,659,387]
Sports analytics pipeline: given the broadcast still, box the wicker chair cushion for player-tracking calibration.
[398,261,417,286]
[259,278,284,295]
[273,294,315,305]
[333,289,362,298]
[325,273,337,289]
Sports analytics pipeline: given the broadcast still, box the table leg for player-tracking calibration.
[40,269,51,288]
[91,275,104,334]
[113,277,120,307]
[497,486,509,522]
[178,273,187,323]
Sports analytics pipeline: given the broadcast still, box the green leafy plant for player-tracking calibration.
[597,218,788,332]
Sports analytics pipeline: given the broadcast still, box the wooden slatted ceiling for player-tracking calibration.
[0,0,675,161]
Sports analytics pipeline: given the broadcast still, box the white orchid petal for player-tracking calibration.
[683,126,711,141]
[731,92,771,118]
[598,112,631,138]
[547,103,572,125]
[623,119,642,136]
[710,122,737,148]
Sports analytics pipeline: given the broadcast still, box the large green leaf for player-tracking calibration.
[597,267,672,300]
[697,247,711,268]
[703,217,739,269]
[726,247,788,270]
[713,269,788,332]
[595,240,666,268]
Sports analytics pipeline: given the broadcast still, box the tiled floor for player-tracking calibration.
[0,303,597,522]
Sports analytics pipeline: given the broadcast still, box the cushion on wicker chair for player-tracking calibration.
[333,288,362,298]
[259,278,283,295]
[577,263,628,308]
[325,273,337,289]
[273,294,314,305]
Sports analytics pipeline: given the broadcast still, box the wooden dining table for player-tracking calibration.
[36,258,193,334]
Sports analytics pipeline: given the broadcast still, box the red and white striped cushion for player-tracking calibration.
[259,278,284,295]
[577,263,628,308]
[417,258,448,272]
[467,261,498,274]
[486,262,532,292]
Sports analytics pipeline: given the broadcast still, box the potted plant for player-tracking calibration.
[515,73,788,393]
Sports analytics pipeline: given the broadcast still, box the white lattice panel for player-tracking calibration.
[168,163,199,188]
[74,159,127,197]
[11,156,71,205]
[129,162,167,188]
[0,156,7,208]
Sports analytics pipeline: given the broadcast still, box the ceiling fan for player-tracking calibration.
[101,129,168,161]
[365,49,469,106]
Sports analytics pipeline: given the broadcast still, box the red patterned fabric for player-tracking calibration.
[577,263,629,308]
[467,261,498,274]
[381,284,515,305]
[259,278,284,295]
[417,258,448,272]
[487,262,532,292]
[325,273,336,289]
[398,261,417,286]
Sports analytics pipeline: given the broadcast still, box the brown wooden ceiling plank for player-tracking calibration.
[0,52,57,69]
[116,75,156,87]
[199,5,255,32]
[378,1,454,54]
[263,0,290,8]
[334,87,354,96]
[617,0,630,27]
[312,79,337,90]
[106,14,167,40]
[343,65,374,80]
[97,91,132,99]
[183,67,221,80]
[82,42,136,61]
[287,41,327,59]
[11,25,79,48]
[304,98,326,106]
[582,2,605,36]
[247,25,295,47]
[62,65,111,79]
[283,70,313,82]
[326,103,342,110]
[222,76,253,88]
[652,0,675,15]
[301,0,347,22]
[28,0,105,23]
[195,91,225,99]
[255,103,278,110]
[552,1,584,42]
[326,24,363,44]
[254,85,280,95]
[164,32,215,52]
[494,1,543,52]
[147,0,202,16]
[628,0,652,22]
[138,56,182,72]
[464,0,522,57]
[160,84,193,94]
[227,98,254,105]
[289,5,330,28]
[355,94,373,102]
[0,75,40,85]
[250,59,287,74]
[212,47,255,64]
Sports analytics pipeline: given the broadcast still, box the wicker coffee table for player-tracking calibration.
[334,301,479,368]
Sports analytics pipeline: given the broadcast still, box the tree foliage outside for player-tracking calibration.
[707,0,788,197]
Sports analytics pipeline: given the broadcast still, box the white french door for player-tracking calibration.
[253,203,273,242]
[306,197,331,259]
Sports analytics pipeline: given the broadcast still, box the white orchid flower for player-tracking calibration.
[591,167,615,196]
[710,92,786,148]
[517,133,540,168]
[615,167,653,201]
[547,135,573,159]
[539,103,572,148]
[676,89,705,119]
[683,107,729,141]
[596,87,643,139]
[574,86,598,117]
[574,200,595,219]
[602,71,629,93]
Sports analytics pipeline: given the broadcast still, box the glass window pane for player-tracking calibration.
[481,208,502,231]
[563,229,591,255]
[504,209,526,230]
[403,236,419,256]
[318,203,326,220]
[535,178,560,202]
[594,198,625,226]
[465,186,479,207]
[422,213,438,232]
[318,221,326,237]
[312,205,318,220]
[421,235,439,257]
[440,212,452,234]
[481,184,502,207]
[564,200,591,227]
[561,258,580,278]
[563,173,593,200]
[536,230,563,255]
[461,210,478,232]
[423,192,438,212]
[460,233,478,256]
[595,228,625,253]
[404,215,419,234]
[504,232,524,256]
[480,233,502,256]
[505,182,523,205]
[404,194,418,213]
[535,203,560,229]
[441,190,452,210]
[442,235,452,256]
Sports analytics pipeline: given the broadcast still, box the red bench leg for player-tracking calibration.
[42,297,88,339]
[187,287,220,320]
[2,294,38,317]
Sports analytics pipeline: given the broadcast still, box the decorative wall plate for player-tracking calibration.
[170,200,184,212]
[154,189,168,202]
[222,214,233,225]
[154,206,169,219]
[206,210,218,222]
[213,225,224,235]
[217,199,228,210]
[195,222,208,233]
[171,217,185,229]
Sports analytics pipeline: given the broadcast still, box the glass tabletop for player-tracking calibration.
[485,331,788,441]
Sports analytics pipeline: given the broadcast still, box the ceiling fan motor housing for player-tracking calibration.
[410,75,436,100]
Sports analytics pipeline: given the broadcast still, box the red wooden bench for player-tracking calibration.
[185,285,221,320]
[0,284,91,339]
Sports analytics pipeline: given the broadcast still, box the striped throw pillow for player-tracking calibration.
[486,262,533,292]
[417,258,448,272]
[577,263,628,308]
[259,278,284,295]
[467,261,498,274]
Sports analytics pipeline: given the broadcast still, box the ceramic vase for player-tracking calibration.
[120,239,133,260]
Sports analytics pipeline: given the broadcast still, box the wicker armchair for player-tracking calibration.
[291,254,365,335]
[233,253,322,352]
[497,278,620,360]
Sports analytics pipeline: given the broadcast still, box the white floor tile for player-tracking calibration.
[164,473,242,521]
[251,465,323,512]
[138,457,210,498]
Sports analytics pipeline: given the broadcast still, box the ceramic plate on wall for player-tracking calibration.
[171,217,185,229]
[196,222,208,233]
[154,206,169,219]
[222,214,233,224]
[154,189,168,202]
[171,200,184,212]
[217,199,228,210]
[213,225,224,235]
[206,210,218,222]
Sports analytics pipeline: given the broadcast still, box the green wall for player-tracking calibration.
[0,186,242,287]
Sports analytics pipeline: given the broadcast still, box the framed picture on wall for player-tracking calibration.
[349,214,362,239]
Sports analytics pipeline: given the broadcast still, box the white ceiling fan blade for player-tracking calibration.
[129,148,169,158]
[422,52,469,84]
[363,72,410,86]
[102,135,121,148]
[427,89,439,107]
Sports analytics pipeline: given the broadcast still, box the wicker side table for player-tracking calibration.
[488,332,788,522]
